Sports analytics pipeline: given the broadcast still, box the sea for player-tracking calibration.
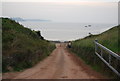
[19,21,117,41]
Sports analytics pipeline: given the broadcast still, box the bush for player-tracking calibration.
[2,18,55,72]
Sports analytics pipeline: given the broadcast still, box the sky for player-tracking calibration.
[1,0,120,2]
[2,1,118,24]
[1,0,119,41]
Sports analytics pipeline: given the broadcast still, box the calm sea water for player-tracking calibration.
[19,21,117,41]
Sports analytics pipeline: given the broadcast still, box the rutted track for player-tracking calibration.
[3,43,105,79]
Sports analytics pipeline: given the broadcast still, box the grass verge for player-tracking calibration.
[70,25,120,78]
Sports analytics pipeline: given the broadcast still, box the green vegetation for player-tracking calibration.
[0,18,2,73]
[71,25,120,78]
[2,18,55,72]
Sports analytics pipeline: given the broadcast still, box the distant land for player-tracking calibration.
[11,17,51,22]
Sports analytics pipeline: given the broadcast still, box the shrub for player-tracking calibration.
[2,18,55,72]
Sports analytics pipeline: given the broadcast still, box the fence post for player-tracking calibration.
[94,39,98,64]
[101,49,103,57]
[109,54,111,65]
[95,39,98,52]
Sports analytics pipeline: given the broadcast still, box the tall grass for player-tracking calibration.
[0,18,2,73]
[2,18,55,72]
[71,25,119,78]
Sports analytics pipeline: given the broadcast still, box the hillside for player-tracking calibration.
[2,18,55,72]
[71,25,119,78]
[0,18,2,73]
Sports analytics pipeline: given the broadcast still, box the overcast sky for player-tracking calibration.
[1,0,118,24]
[1,0,119,2]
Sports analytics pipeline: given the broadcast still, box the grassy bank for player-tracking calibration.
[2,18,55,72]
[0,18,2,73]
[71,25,120,78]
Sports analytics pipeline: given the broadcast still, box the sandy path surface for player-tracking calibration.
[3,43,105,79]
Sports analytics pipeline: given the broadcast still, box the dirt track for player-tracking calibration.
[3,43,105,79]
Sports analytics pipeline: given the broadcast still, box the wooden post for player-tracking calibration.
[95,39,98,52]
[109,54,111,65]
[94,39,98,65]
[101,49,103,57]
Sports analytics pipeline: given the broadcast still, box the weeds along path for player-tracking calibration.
[3,43,105,79]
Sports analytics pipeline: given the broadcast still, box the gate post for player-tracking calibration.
[95,39,98,52]
[94,39,98,65]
